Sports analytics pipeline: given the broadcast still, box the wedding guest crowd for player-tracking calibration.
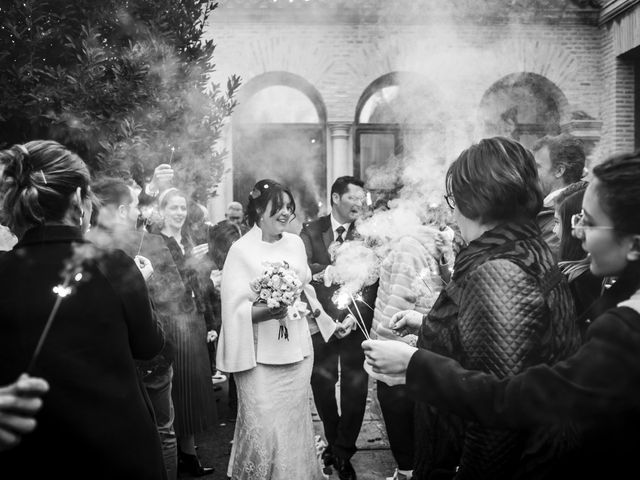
[2,127,635,480]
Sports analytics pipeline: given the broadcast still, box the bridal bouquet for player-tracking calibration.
[250,261,308,340]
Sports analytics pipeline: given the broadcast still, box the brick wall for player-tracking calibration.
[202,3,630,205]
[206,12,602,126]
[598,22,636,161]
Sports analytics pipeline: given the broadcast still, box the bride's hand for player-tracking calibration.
[252,303,288,323]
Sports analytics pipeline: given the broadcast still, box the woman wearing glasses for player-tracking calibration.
[553,182,606,339]
[387,137,580,479]
[364,151,640,478]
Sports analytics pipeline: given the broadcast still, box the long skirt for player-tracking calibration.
[170,309,217,436]
[228,353,326,480]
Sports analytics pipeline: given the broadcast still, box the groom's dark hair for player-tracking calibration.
[330,176,364,205]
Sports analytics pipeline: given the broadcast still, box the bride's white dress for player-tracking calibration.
[217,226,326,480]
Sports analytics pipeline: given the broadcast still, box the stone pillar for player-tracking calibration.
[329,123,353,181]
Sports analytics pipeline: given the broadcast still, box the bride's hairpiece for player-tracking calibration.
[249,182,269,200]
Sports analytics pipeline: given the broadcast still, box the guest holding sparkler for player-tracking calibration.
[364,150,640,479]
[386,137,580,479]
[369,221,446,480]
[0,140,166,479]
[300,175,378,480]
[216,179,332,480]
[154,187,216,477]
[90,177,184,480]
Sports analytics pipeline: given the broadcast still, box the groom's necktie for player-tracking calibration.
[335,225,346,244]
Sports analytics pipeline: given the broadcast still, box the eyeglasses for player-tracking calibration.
[444,194,456,210]
[571,212,615,240]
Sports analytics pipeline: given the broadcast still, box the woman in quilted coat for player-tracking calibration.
[364,149,640,479]
[386,137,581,479]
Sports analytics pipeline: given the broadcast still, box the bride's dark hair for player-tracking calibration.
[0,140,91,232]
[246,179,296,227]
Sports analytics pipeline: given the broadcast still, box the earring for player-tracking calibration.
[79,208,85,226]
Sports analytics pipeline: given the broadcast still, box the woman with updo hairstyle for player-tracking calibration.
[0,140,166,478]
[217,179,329,480]
[386,136,580,479]
[155,187,217,476]
[364,150,640,479]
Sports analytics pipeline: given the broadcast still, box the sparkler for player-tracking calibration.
[168,146,175,166]
[333,289,370,340]
[136,217,150,256]
[353,292,374,312]
[26,270,83,374]
[417,268,434,294]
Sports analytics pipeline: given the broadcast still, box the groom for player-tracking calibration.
[301,176,378,480]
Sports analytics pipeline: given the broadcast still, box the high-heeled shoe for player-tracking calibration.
[177,450,214,477]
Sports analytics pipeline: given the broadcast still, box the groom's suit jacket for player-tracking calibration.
[300,214,377,331]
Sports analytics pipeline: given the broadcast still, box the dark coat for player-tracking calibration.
[407,304,640,479]
[88,226,185,374]
[300,214,377,330]
[536,205,559,260]
[0,225,166,479]
[416,220,580,480]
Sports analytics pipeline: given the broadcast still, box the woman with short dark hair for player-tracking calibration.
[390,137,580,479]
[0,140,166,479]
[364,150,640,479]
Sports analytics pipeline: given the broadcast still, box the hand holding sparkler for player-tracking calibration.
[362,339,417,375]
[389,310,423,337]
[0,373,49,452]
[334,314,357,339]
[134,255,154,281]
[148,164,174,195]
[332,289,370,340]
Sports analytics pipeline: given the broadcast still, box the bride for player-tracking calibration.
[217,179,330,480]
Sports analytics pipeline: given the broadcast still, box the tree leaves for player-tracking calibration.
[0,0,239,197]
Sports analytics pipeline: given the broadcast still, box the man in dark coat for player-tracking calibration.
[90,177,182,479]
[300,176,378,480]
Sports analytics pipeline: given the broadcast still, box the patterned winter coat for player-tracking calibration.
[415,219,581,480]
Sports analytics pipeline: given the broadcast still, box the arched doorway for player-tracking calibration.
[478,72,568,149]
[354,72,446,206]
[232,72,327,223]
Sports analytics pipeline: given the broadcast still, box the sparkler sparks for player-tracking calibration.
[27,271,77,373]
[26,244,94,374]
[332,288,370,340]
